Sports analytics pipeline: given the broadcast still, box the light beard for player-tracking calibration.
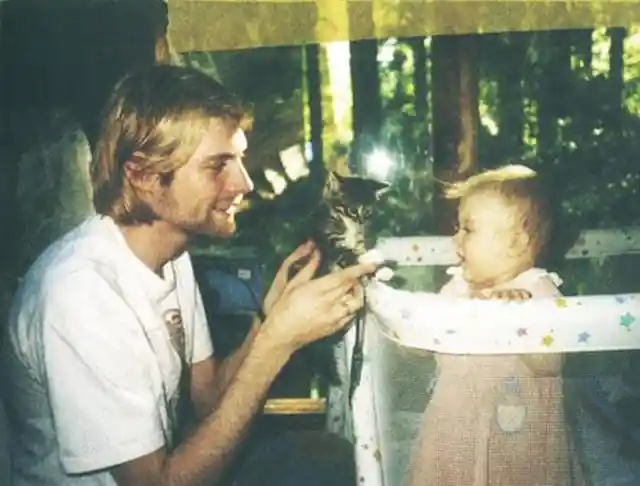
[147,193,239,241]
[188,210,237,240]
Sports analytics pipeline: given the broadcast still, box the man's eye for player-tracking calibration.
[209,162,227,174]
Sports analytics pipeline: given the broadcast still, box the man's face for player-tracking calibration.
[152,119,254,240]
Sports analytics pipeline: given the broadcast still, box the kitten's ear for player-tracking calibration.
[372,180,391,200]
[323,171,342,195]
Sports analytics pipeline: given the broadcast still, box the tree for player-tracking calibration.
[431,34,480,234]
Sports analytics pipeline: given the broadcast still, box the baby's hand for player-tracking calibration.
[358,249,396,281]
[470,288,532,301]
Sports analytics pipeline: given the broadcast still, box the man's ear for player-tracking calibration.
[124,161,160,193]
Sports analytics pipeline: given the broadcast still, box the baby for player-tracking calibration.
[406,165,584,486]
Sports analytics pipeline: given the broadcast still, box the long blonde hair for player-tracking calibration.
[92,65,252,224]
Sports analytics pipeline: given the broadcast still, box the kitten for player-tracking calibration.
[290,171,389,277]
[240,170,389,392]
[314,171,390,273]
[297,171,389,388]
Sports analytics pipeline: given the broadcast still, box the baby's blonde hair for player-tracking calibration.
[444,164,553,262]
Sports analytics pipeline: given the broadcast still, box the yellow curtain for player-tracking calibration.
[167,0,640,53]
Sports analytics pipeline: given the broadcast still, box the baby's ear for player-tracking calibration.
[511,230,532,257]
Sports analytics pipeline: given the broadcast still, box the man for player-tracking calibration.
[1,64,378,486]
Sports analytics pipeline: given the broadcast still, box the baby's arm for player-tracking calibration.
[519,276,564,377]
[474,275,563,376]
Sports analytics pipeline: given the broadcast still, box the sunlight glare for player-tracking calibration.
[365,148,395,181]
[264,168,288,196]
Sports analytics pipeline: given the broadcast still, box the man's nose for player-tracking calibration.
[230,159,254,194]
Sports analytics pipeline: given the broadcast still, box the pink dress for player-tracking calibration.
[406,267,585,486]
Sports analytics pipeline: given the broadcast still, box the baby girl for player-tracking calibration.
[406,165,584,486]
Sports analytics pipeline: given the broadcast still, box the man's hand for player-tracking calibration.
[261,251,379,353]
[469,288,532,301]
[111,248,376,486]
[263,240,316,316]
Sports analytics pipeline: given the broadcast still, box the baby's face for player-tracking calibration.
[453,191,529,289]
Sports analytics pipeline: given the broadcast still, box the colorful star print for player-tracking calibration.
[445,329,456,335]
[541,334,554,347]
[517,328,528,337]
[620,313,636,331]
[554,297,568,308]
[578,332,591,343]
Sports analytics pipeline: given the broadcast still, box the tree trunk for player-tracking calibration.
[431,35,480,235]
[575,29,593,75]
[305,43,324,183]
[497,33,527,158]
[536,31,571,156]
[349,39,382,172]
[409,36,429,161]
[608,27,625,132]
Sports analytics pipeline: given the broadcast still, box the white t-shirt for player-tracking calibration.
[2,215,214,486]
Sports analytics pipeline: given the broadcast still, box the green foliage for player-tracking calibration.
[182,47,305,172]
[192,27,640,289]
[367,166,436,237]
[476,29,640,229]
[186,30,640,393]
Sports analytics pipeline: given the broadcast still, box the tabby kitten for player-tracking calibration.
[297,171,389,387]
[313,171,389,274]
